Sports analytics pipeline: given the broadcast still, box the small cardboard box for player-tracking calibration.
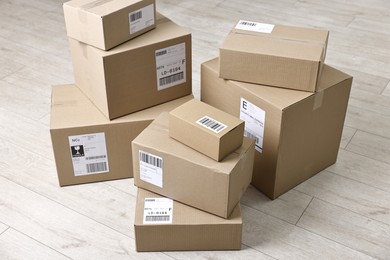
[63,0,156,50]
[69,13,192,120]
[169,99,244,161]
[134,188,242,252]
[201,58,352,199]
[132,113,255,218]
[50,84,193,186]
[219,20,329,92]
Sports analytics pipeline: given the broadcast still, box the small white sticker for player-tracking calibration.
[155,42,186,91]
[240,98,266,153]
[139,150,163,188]
[235,20,274,33]
[129,4,154,34]
[68,132,109,176]
[196,115,227,134]
[143,198,173,224]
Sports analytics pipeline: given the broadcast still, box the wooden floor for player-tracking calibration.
[1,0,390,259]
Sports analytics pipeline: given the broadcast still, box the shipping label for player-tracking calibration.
[143,197,173,224]
[139,150,163,188]
[129,4,154,34]
[235,20,274,33]
[196,115,227,134]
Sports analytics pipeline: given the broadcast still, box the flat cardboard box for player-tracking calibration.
[69,13,192,120]
[132,113,255,218]
[169,99,244,161]
[134,188,242,251]
[219,20,329,92]
[201,58,352,199]
[64,0,156,50]
[50,84,193,186]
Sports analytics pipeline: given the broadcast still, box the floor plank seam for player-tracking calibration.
[0,226,10,236]
[295,196,314,225]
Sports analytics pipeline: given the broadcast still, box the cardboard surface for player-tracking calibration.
[219,20,329,92]
[132,113,255,218]
[169,99,244,161]
[63,0,156,50]
[134,188,242,251]
[201,58,352,199]
[50,84,193,186]
[69,13,192,120]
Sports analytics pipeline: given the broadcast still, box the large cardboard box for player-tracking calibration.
[134,188,242,251]
[50,84,193,186]
[219,20,329,92]
[201,58,352,199]
[132,113,255,218]
[169,99,244,161]
[69,13,192,120]
[63,0,156,50]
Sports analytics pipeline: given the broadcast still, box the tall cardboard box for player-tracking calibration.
[219,20,329,92]
[201,58,352,199]
[50,84,193,186]
[69,13,192,119]
[63,0,156,50]
[134,188,242,251]
[132,113,255,218]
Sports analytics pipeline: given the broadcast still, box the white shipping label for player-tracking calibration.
[196,115,227,134]
[155,42,186,91]
[235,20,274,33]
[68,132,109,176]
[139,150,163,188]
[129,4,155,34]
[240,98,266,153]
[143,198,173,224]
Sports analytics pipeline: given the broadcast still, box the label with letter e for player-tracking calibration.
[240,98,265,153]
[143,197,173,224]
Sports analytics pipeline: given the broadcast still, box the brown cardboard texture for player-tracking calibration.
[132,113,255,218]
[169,99,244,161]
[219,20,329,92]
[63,0,156,50]
[69,13,192,120]
[201,58,352,199]
[50,84,193,186]
[134,188,242,251]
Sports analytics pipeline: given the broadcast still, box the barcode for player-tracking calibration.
[197,116,227,133]
[145,215,170,222]
[159,72,184,86]
[140,151,162,168]
[240,21,256,27]
[130,11,142,22]
[85,155,106,160]
[156,50,167,57]
[244,129,260,145]
[86,162,107,173]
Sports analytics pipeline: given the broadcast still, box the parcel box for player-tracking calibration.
[219,20,329,92]
[201,58,352,199]
[63,0,156,50]
[169,99,244,161]
[134,188,242,251]
[132,113,255,218]
[50,84,193,186]
[69,13,192,120]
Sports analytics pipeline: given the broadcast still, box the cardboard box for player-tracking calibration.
[50,84,193,186]
[69,13,192,120]
[132,113,255,218]
[201,58,352,199]
[169,99,244,161]
[134,188,242,251]
[219,20,329,92]
[63,0,156,50]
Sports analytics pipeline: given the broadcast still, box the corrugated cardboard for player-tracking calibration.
[69,13,192,120]
[50,84,193,186]
[132,113,255,218]
[201,58,352,199]
[134,188,242,252]
[219,20,329,92]
[169,99,244,161]
[63,0,156,50]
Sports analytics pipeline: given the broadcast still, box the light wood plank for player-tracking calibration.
[297,198,390,259]
[349,88,390,116]
[383,81,390,97]
[0,222,8,234]
[340,126,357,149]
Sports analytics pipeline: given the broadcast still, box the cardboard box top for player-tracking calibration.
[50,84,193,129]
[64,0,142,17]
[203,58,351,110]
[134,188,242,225]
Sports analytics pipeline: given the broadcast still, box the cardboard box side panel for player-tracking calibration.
[219,124,245,161]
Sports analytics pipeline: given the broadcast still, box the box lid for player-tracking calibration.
[64,0,141,17]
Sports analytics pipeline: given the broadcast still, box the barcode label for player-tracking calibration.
[239,21,256,27]
[130,11,142,22]
[144,197,173,224]
[85,155,106,160]
[196,115,227,134]
[140,151,162,168]
[156,50,167,56]
[129,4,154,34]
[86,162,108,173]
[244,129,260,147]
[159,72,184,87]
[240,98,265,153]
[145,215,170,222]
[139,151,163,188]
[235,20,274,33]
